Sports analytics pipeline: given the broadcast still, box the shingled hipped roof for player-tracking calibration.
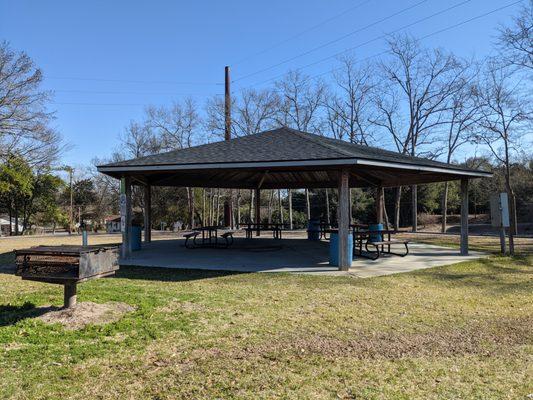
[98,127,491,189]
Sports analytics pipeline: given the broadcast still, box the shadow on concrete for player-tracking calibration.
[116,264,245,283]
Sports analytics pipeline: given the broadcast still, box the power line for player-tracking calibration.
[46,76,223,86]
[233,0,374,65]
[52,102,147,106]
[249,0,523,92]
[302,0,525,83]
[249,0,474,87]
[52,89,218,96]
[233,0,431,83]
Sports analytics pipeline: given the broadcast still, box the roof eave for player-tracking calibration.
[97,157,491,178]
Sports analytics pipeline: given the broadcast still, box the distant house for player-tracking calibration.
[105,215,121,233]
[0,216,23,236]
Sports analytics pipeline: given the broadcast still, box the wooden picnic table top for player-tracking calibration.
[245,223,283,228]
[196,225,223,231]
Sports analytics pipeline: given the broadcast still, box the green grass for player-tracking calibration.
[0,249,532,399]
[0,233,532,399]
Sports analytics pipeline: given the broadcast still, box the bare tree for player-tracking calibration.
[441,65,481,232]
[0,41,63,167]
[145,99,201,228]
[146,98,201,150]
[119,121,160,158]
[206,88,278,138]
[275,71,326,223]
[497,1,533,72]
[473,61,532,254]
[274,70,325,132]
[326,57,375,145]
[372,35,466,231]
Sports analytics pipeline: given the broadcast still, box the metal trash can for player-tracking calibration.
[131,225,142,251]
[307,218,320,241]
[369,223,383,243]
[329,232,354,266]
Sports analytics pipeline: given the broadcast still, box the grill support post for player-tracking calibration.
[63,282,77,308]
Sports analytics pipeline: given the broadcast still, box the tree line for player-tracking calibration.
[1,3,531,242]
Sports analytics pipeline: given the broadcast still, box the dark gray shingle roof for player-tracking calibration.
[99,127,483,174]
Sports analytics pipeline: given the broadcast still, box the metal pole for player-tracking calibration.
[69,168,73,235]
[63,282,77,308]
[460,178,469,256]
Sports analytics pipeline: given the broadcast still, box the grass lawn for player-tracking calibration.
[0,234,532,399]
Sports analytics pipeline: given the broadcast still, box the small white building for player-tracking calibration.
[0,216,23,236]
[105,215,121,233]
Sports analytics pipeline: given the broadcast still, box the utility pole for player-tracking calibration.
[224,66,231,141]
[224,66,234,228]
[69,168,73,235]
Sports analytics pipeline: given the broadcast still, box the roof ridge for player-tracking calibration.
[283,128,355,158]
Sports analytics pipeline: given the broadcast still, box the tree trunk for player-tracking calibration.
[411,185,417,232]
[215,189,220,225]
[305,189,311,220]
[288,189,293,229]
[277,189,284,225]
[394,186,402,230]
[189,187,196,229]
[325,188,331,227]
[249,189,254,223]
[14,203,19,236]
[8,205,13,236]
[383,190,390,230]
[349,188,353,224]
[268,190,274,224]
[441,182,449,233]
[504,140,516,254]
[202,188,206,226]
[236,189,241,228]
[209,189,214,225]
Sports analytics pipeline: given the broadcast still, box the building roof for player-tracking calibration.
[98,127,491,189]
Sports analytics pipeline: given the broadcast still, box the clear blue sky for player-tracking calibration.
[0,0,524,167]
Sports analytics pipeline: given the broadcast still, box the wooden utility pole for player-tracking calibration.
[225,66,231,141]
[224,66,234,228]
[68,167,73,235]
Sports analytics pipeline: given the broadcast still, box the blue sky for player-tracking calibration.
[0,0,524,167]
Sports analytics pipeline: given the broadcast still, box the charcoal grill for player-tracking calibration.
[15,245,119,308]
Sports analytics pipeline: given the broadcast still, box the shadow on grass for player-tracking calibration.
[116,265,246,283]
[0,302,59,327]
[413,256,532,293]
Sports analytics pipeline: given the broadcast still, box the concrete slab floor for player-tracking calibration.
[119,237,488,277]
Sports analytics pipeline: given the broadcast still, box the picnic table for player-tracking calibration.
[320,223,368,240]
[245,223,283,239]
[353,229,409,260]
[183,226,235,249]
[323,227,409,260]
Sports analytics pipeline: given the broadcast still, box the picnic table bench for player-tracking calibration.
[353,229,409,260]
[245,223,283,239]
[183,226,235,249]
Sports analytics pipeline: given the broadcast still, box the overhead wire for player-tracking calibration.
[233,0,432,83]
[233,0,374,65]
[246,0,520,88]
